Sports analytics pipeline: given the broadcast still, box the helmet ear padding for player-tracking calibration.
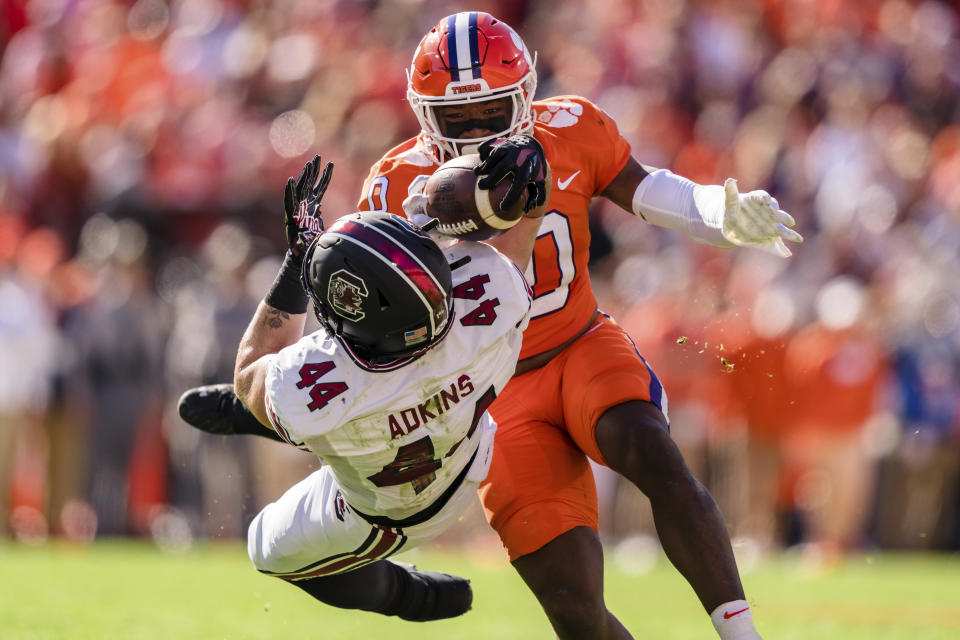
[302,212,454,366]
[407,11,538,162]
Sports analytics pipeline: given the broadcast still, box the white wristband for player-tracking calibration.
[631,169,732,247]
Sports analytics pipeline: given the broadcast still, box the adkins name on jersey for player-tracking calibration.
[263,240,531,519]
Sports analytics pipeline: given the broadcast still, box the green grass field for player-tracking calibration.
[2,540,959,639]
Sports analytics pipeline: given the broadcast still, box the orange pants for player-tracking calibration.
[480,314,666,560]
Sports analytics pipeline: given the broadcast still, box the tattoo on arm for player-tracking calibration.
[264,308,291,329]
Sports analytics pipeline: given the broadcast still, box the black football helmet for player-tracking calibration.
[301,212,454,367]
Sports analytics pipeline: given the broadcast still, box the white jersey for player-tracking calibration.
[263,240,531,522]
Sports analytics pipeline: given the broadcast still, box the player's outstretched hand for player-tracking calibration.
[721,178,803,258]
[475,135,547,213]
[284,154,334,260]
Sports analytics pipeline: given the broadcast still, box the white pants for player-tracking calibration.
[248,426,494,580]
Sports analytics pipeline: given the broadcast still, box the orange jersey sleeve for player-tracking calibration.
[357,136,440,215]
[521,96,631,357]
[356,96,632,359]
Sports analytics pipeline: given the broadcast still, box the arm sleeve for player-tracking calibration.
[262,355,306,448]
[357,142,438,216]
[631,169,733,247]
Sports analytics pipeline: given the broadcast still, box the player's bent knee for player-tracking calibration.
[245,507,297,575]
[596,401,670,460]
[596,400,690,491]
[245,502,316,577]
[246,511,270,572]
[538,589,608,635]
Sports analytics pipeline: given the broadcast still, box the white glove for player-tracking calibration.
[402,173,431,220]
[401,173,458,247]
[721,178,803,258]
[402,192,429,219]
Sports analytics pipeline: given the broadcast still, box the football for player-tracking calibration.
[423,153,528,241]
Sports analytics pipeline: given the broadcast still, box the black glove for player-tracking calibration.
[284,154,333,260]
[475,134,547,213]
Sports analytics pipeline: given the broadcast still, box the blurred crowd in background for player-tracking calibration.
[2,0,959,562]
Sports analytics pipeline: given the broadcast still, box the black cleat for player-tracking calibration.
[399,570,473,622]
[177,384,284,442]
[178,384,241,435]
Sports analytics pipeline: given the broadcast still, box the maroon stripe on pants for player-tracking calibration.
[283,527,401,580]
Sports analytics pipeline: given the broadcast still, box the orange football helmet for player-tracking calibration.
[407,12,538,161]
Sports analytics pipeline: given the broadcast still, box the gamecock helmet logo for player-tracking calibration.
[327,270,368,320]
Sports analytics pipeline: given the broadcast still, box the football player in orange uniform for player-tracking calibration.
[358,12,802,640]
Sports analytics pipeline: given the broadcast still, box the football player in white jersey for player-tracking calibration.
[180,153,545,622]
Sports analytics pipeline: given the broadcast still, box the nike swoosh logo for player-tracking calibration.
[723,607,749,619]
[557,170,581,190]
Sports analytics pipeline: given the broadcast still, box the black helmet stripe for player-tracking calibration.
[326,218,447,336]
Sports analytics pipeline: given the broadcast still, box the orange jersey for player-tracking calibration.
[358,95,631,358]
